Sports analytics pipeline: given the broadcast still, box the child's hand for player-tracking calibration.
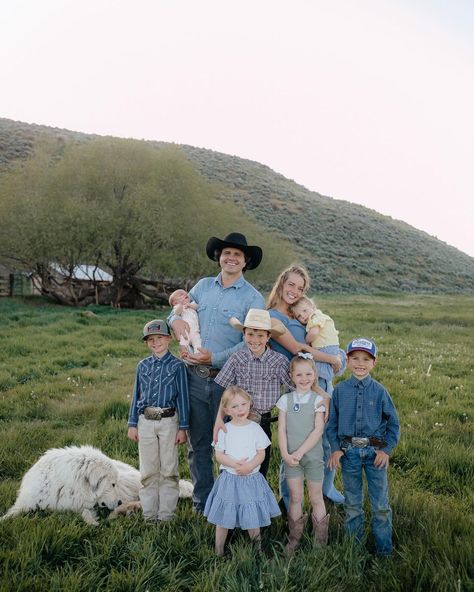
[127,427,139,442]
[235,461,253,475]
[213,419,227,443]
[374,450,390,468]
[175,429,187,445]
[233,457,249,474]
[283,453,300,467]
[321,398,330,423]
[327,450,344,470]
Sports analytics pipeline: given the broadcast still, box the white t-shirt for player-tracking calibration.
[214,421,271,475]
[276,390,326,413]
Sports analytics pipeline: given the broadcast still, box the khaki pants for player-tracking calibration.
[137,414,179,521]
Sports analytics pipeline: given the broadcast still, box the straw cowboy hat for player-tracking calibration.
[206,232,263,270]
[229,309,286,337]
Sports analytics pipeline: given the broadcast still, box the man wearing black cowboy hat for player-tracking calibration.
[169,232,264,513]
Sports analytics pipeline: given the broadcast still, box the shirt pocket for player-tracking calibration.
[159,369,176,389]
[220,307,245,326]
[234,369,254,392]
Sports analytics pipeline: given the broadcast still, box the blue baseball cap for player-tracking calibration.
[346,338,377,358]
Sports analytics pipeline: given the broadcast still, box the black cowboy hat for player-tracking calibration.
[206,232,263,270]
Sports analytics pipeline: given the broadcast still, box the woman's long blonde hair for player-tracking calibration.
[266,265,311,314]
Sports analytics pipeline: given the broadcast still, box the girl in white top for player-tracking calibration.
[277,353,330,554]
[204,386,280,556]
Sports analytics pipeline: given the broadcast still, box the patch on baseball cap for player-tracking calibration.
[346,337,377,358]
[142,319,171,340]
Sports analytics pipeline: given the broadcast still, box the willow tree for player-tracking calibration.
[0,137,296,306]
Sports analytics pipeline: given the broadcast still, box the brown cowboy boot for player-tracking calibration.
[285,513,307,556]
[312,513,330,547]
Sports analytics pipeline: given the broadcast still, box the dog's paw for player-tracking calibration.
[108,501,142,519]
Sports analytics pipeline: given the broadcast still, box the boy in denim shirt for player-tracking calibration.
[326,338,400,556]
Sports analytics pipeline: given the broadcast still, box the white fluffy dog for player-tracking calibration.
[1,445,193,525]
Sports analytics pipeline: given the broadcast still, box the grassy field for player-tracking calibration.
[0,295,473,592]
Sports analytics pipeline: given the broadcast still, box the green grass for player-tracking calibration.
[0,295,473,592]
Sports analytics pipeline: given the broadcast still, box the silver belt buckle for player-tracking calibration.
[144,407,163,420]
[195,365,210,379]
[352,437,369,448]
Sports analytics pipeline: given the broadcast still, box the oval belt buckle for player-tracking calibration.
[196,365,210,379]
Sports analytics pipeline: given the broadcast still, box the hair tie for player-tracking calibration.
[298,352,313,360]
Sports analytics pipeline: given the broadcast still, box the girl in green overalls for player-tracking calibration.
[277,353,330,555]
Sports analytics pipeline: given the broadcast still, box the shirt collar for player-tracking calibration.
[152,351,172,364]
[349,374,373,388]
[215,272,245,289]
[248,347,271,362]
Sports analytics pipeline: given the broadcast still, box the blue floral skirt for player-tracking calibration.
[204,470,281,530]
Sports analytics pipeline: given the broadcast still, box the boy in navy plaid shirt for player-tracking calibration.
[213,309,292,477]
[327,338,400,556]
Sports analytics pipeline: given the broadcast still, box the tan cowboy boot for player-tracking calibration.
[285,513,307,556]
[312,513,330,547]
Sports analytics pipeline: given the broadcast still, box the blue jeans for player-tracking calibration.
[341,445,393,555]
[186,369,224,512]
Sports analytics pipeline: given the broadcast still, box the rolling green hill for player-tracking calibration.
[1,116,473,293]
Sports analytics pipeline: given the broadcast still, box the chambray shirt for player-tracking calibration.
[128,352,190,429]
[326,374,400,454]
[169,273,264,368]
[268,309,306,361]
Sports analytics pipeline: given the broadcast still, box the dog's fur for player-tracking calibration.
[1,445,193,525]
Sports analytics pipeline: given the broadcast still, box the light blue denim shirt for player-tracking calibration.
[169,273,264,368]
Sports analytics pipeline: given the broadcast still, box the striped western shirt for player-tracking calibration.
[215,347,293,413]
[128,351,189,429]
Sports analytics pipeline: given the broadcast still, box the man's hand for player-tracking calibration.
[127,427,139,442]
[186,348,212,365]
[327,450,344,470]
[175,429,187,445]
[171,319,190,341]
[374,450,390,468]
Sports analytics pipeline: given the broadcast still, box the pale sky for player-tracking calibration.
[2,0,474,257]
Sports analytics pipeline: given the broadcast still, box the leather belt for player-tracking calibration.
[143,407,176,420]
[186,364,220,379]
[342,436,387,449]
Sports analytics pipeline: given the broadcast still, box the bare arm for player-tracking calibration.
[212,400,227,442]
[235,449,265,475]
[305,326,320,344]
[278,411,299,466]
[215,449,248,470]
[273,329,342,369]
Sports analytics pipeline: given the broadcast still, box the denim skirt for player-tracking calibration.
[204,470,281,530]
